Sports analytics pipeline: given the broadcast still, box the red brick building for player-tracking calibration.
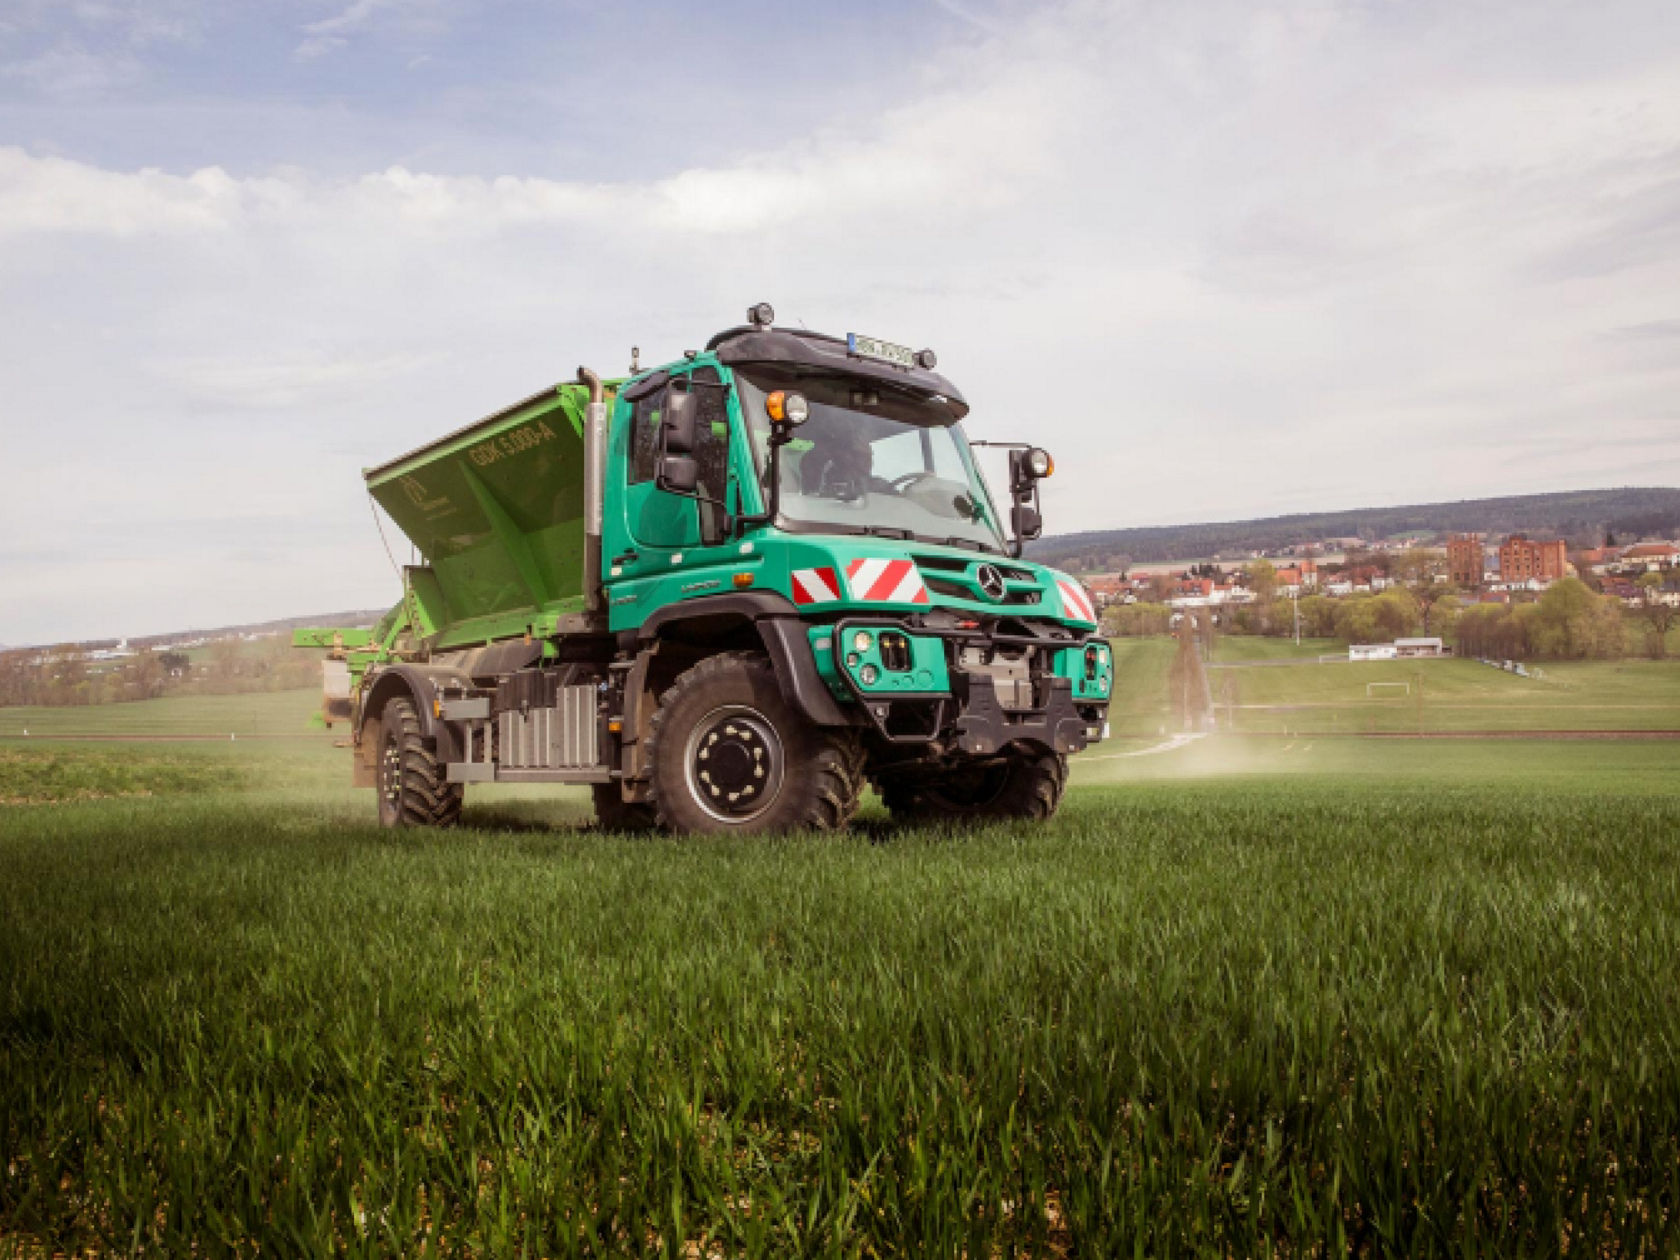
[1446,534,1484,586]
[1498,534,1568,583]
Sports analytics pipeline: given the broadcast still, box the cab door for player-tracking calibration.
[622,366,734,551]
[622,379,696,551]
[609,366,743,625]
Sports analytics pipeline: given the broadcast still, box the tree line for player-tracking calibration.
[1032,487,1680,570]
[1104,573,1676,661]
[0,637,320,708]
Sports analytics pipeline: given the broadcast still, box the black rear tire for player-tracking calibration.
[876,750,1067,826]
[647,652,863,835]
[375,696,464,828]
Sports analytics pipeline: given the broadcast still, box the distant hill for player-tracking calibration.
[127,609,391,650]
[1028,487,1680,572]
[6,610,389,655]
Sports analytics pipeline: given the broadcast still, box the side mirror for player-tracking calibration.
[1011,502,1042,541]
[658,454,699,494]
[1008,447,1053,495]
[661,389,697,455]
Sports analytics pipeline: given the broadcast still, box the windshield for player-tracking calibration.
[736,369,1006,553]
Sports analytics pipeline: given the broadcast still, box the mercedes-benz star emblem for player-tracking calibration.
[975,564,1007,601]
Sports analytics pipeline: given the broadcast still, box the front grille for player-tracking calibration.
[923,575,1039,606]
[913,554,1035,582]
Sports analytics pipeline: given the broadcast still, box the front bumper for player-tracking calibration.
[815,616,1109,756]
[949,672,1094,756]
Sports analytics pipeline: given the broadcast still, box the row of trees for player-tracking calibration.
[1453,588,1623,662]
[1101,576,1665,662]
[1229,549,1670,660]
[0,637,320,707]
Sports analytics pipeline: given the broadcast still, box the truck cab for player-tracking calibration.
[298,305,1112,834]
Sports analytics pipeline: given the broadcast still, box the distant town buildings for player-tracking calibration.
[1497,534,1568,584]
[1446,534,1484,586]
[1080,525,1678,622]
[1272,560,1318,593]
[1618,542,1679,570]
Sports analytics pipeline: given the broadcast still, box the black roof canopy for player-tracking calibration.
[706,326,969,418]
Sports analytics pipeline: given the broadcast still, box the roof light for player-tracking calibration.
[748,301,775,328]
[766,390,809,426]
[915,348,938,370]
[1027,447,1054,478]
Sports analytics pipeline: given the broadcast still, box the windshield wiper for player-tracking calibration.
[941,535,1005,555]
[863,526,915,541]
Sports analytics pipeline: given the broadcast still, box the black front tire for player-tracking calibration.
[876,750,1067,826]
[375,696,464,828]
[647,652,863,835]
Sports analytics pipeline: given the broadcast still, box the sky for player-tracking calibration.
[2,0,1679,644]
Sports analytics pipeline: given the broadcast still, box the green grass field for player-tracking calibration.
[1211,634,1343,662]
[1102,636,1179,736]
[0,689,323,738]
[5,671,1680,1254]
[1214,654,1680,732]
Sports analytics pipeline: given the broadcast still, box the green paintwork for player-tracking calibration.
[806,626,847,699]
[1058,642,1115,701]
[291,627,373,649]
[363,384,598,646]
[832,626,951,696]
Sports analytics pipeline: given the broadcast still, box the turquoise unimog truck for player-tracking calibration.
[296,304,1112,834]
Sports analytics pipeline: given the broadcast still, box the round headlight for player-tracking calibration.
[915,348,938,370]
[749,301,775,327]
[1028,447,1054,478]
[852,630,872,652]
[783,392,810,426]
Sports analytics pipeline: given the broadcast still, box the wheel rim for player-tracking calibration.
[379,731,403,817]
[683,704,786,824]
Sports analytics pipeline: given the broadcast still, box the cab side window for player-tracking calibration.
[629,391,663,485]
[689,367,730,505]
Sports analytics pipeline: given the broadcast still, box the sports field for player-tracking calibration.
[1212,654,1680,732]
[3,659,1679,1255]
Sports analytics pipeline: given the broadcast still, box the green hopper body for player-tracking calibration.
[361,382,610,650]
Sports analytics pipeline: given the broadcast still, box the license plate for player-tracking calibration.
[847,332,916,368]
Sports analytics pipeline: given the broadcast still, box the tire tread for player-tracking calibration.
[646,651,862,835]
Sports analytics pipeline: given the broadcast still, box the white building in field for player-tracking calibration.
[1349,643,1398,661]
[1394,637,1446,657]
[1349,637,1446,662]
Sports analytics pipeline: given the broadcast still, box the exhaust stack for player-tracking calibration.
[578,366,607,615]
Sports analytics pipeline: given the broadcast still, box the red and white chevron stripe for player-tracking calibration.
[790,566,842,606]
[845,557,930,605]
[1055,576,1097,624]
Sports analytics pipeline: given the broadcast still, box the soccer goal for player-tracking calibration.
[1367,681,1411,698]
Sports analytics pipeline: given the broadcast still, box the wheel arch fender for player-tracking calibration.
[635,592,854,728]
[357,664,474,764]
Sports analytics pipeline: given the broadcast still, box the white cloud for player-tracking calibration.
[3,0,1680,642]
[148,350,429,408]
[295,0,448,58]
